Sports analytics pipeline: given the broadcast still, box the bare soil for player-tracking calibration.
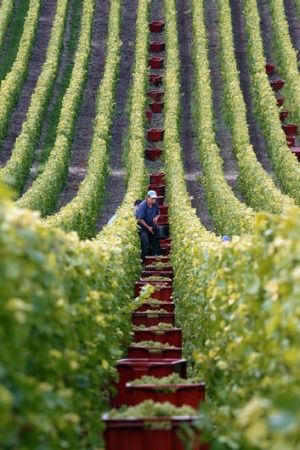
[284,0,300,60]
[230,0,274,174]
[23,0,76,193]
[0,0,56,166]
[96,0,139,231]
[57,0,110,209]
[176,0,214,230]
[204,0,244,202]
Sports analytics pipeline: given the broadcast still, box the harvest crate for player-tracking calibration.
[135,302,175,313]
[150,102,164,113]
[145,148,162,161]
[150,41,165,52]
[115,358,187,405]
[148,90,164,101]
[125,382,205,408]
[276,95,285,107]
[127,345,182,360]
[134,328,182,347]
[144,256,170,265]
[270,78,285,91]
[103,415,209,450]
[131,312,175,327]
[147,128,165,142]
[279,110,289,121]
[149,57,164,69]
[282,123,298,136]
[265,62,275,75]
[149,20,165,33]
[149,74,163,86]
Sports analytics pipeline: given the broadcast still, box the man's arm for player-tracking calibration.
[138,218,153,233]
[153,204,160,225]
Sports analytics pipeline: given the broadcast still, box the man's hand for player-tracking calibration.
[148,226,154,234]
[153,215,159,225]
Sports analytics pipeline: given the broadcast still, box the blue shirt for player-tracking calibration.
[136,200,159,227]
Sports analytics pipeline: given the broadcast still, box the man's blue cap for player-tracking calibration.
[147,190,158,198]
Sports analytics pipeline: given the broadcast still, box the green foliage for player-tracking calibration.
[0,0,152,446]
[0,194,140,448]
[17,0,94,215]
[243,0,300,205]
[0,0,14,52]
[1,0,70,194]
[0,0,40,142]
[47,0,122,238]
[268,0,300,125]
[0,0,31,81]
[191,0,255,236]
[37,0,82,171]
[217,0,294,213]
[174,208,300,449]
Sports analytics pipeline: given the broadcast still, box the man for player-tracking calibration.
[136,190,162,261]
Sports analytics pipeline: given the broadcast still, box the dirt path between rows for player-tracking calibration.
[230,0,274,174]
[176,0,213,231]
[204,0,244,202]
[284,0,300,60]
[0,0,56,166]
[57,0,110,209]
[96,0,139,231]
[23,0,76,194]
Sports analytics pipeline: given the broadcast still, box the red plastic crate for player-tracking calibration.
[141,270,173,279]
[150,41,166,52]
[145,148,162,161]
[161,245,171,256]
[136,302,175,313]
[139,279,172,288]
[156,195,165,206]
[149,20,165,33]
[270,78,285,91]
[282,123,298,136]
[127,345,182,360]
[279,110,289,121]
[291,146,300,161]
[103,415,209,450]
[287,136,296,147]
[148,183,165,196]
[150,172,165,185]
[146,110,153,122]
[134,328,182,347]
[149,73,163,86]
[145,255,170,265]
[149,57,164,69]
[125,382,205,408]
[135,282,172,300]
[265,62,276,75]
[150,102,164,113]
[150,286,173,301]
[147,128,165,142]
[132,312,175,327]
[159,237,172,246]
[159,204,168,214]
[148,90,164,102]
[115,358,187,405]
[157,214,168,225]
[276,95,285,107]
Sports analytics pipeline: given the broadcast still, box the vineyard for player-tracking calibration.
[1,0,300,448]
